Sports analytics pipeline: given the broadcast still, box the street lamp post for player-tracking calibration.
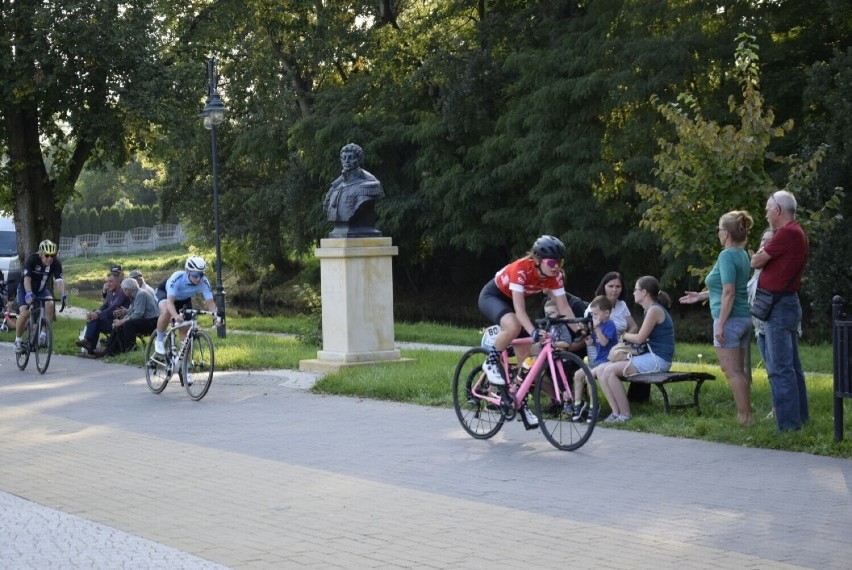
[200,56,227,338]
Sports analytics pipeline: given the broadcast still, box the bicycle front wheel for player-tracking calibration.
[16,321,31,371]
[34,316,52,374]
[534,353,598,451]
[183,330,214,401]
[144,332,171,394]
[452,347,504,439]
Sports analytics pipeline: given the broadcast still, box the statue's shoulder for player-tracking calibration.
[357,168,379,183]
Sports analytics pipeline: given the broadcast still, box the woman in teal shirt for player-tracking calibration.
[681,210,755,425]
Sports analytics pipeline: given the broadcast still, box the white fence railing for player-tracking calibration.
[59,224,185,259]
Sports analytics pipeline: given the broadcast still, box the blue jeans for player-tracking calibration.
[84,316,114,352]
[757,294,807,430]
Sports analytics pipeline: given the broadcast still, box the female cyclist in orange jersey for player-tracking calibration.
[478,235,577,387]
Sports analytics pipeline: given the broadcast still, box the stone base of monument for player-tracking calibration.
[298,237,412,374]
[298,353,415,374]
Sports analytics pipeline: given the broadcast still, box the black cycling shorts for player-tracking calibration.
[155,288,193,312]
[478,280,515,325]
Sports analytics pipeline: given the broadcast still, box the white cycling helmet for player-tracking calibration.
[185,256,207,273]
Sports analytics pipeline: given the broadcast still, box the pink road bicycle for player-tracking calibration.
[452,315,599,451]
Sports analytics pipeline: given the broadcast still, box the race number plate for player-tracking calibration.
[481,324,501,348]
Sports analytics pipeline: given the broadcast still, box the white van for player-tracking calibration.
[0,214,21,297]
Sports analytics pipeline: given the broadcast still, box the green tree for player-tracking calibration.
[107,0,847,316]
[77,208,91,237]
[88,207,101,235]
[799,45,852,320]
[637,35,842,284]
[139,204,154,228]
[63,209,78,238]
[152,0,396,277]
[73,158,160,210]
[0,0,173,256]
[105,205,122,232]
[125,205,140,229]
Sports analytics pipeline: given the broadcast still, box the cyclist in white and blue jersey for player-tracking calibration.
[153,256,220,354]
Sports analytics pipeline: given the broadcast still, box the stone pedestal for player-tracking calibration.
[299,237,403,373]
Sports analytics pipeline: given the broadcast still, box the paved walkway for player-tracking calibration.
[1,344,850,569]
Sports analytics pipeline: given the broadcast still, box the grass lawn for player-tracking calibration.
[3,246,849,458]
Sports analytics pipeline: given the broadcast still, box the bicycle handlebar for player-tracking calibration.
[21,296,65,313]
[534,314,593,328]
[170,308,218,326]
[181,308,216,318]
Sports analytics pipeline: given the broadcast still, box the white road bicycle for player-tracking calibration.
[144,308,216,401]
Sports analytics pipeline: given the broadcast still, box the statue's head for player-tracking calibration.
[340,143,364,173]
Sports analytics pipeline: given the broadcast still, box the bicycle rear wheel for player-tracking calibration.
[16,321,31,371]
[34,316,52,374]
[452,347,504,439]
[144,332,171,394]
[183,330,214,401]
[534,353,598,451]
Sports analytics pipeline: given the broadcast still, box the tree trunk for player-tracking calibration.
[4,104,61,262]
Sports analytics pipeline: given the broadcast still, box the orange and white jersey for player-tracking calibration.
[494,258,565,298]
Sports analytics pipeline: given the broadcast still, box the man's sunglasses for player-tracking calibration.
[43,254,55,259]
[542,258,563,269]
[189,272,204,279]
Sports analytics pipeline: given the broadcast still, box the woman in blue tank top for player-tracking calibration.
[595,276,675,423]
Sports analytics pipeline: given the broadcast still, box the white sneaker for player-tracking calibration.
[14,339,22,354]
[154,339,166,355]
[482,361,505,386]
[523,406,539,427]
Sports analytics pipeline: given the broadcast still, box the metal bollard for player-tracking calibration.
[832,296,851,442]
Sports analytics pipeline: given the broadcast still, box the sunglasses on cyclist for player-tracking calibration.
[43,254,55,259]
[541,258,563,269]
[189,272,204,279]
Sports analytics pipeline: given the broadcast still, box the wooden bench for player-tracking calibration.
[621,371,716,413]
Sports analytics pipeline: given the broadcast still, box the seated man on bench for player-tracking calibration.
[76,270,129,356]
[92,278,160,357]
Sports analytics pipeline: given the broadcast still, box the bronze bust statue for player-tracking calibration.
[323,143,384,238]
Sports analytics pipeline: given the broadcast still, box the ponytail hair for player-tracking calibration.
[636,275,671,308]
[719,210,754,244]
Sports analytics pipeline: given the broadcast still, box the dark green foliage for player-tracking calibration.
[4,0,849,327]
[294,284,323,346]
[0,0,176,251]
[87,208,100,235]
[77,209,91,237]
[140,205,154,228]
[799,46,852,328]
[64,210,78,238]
